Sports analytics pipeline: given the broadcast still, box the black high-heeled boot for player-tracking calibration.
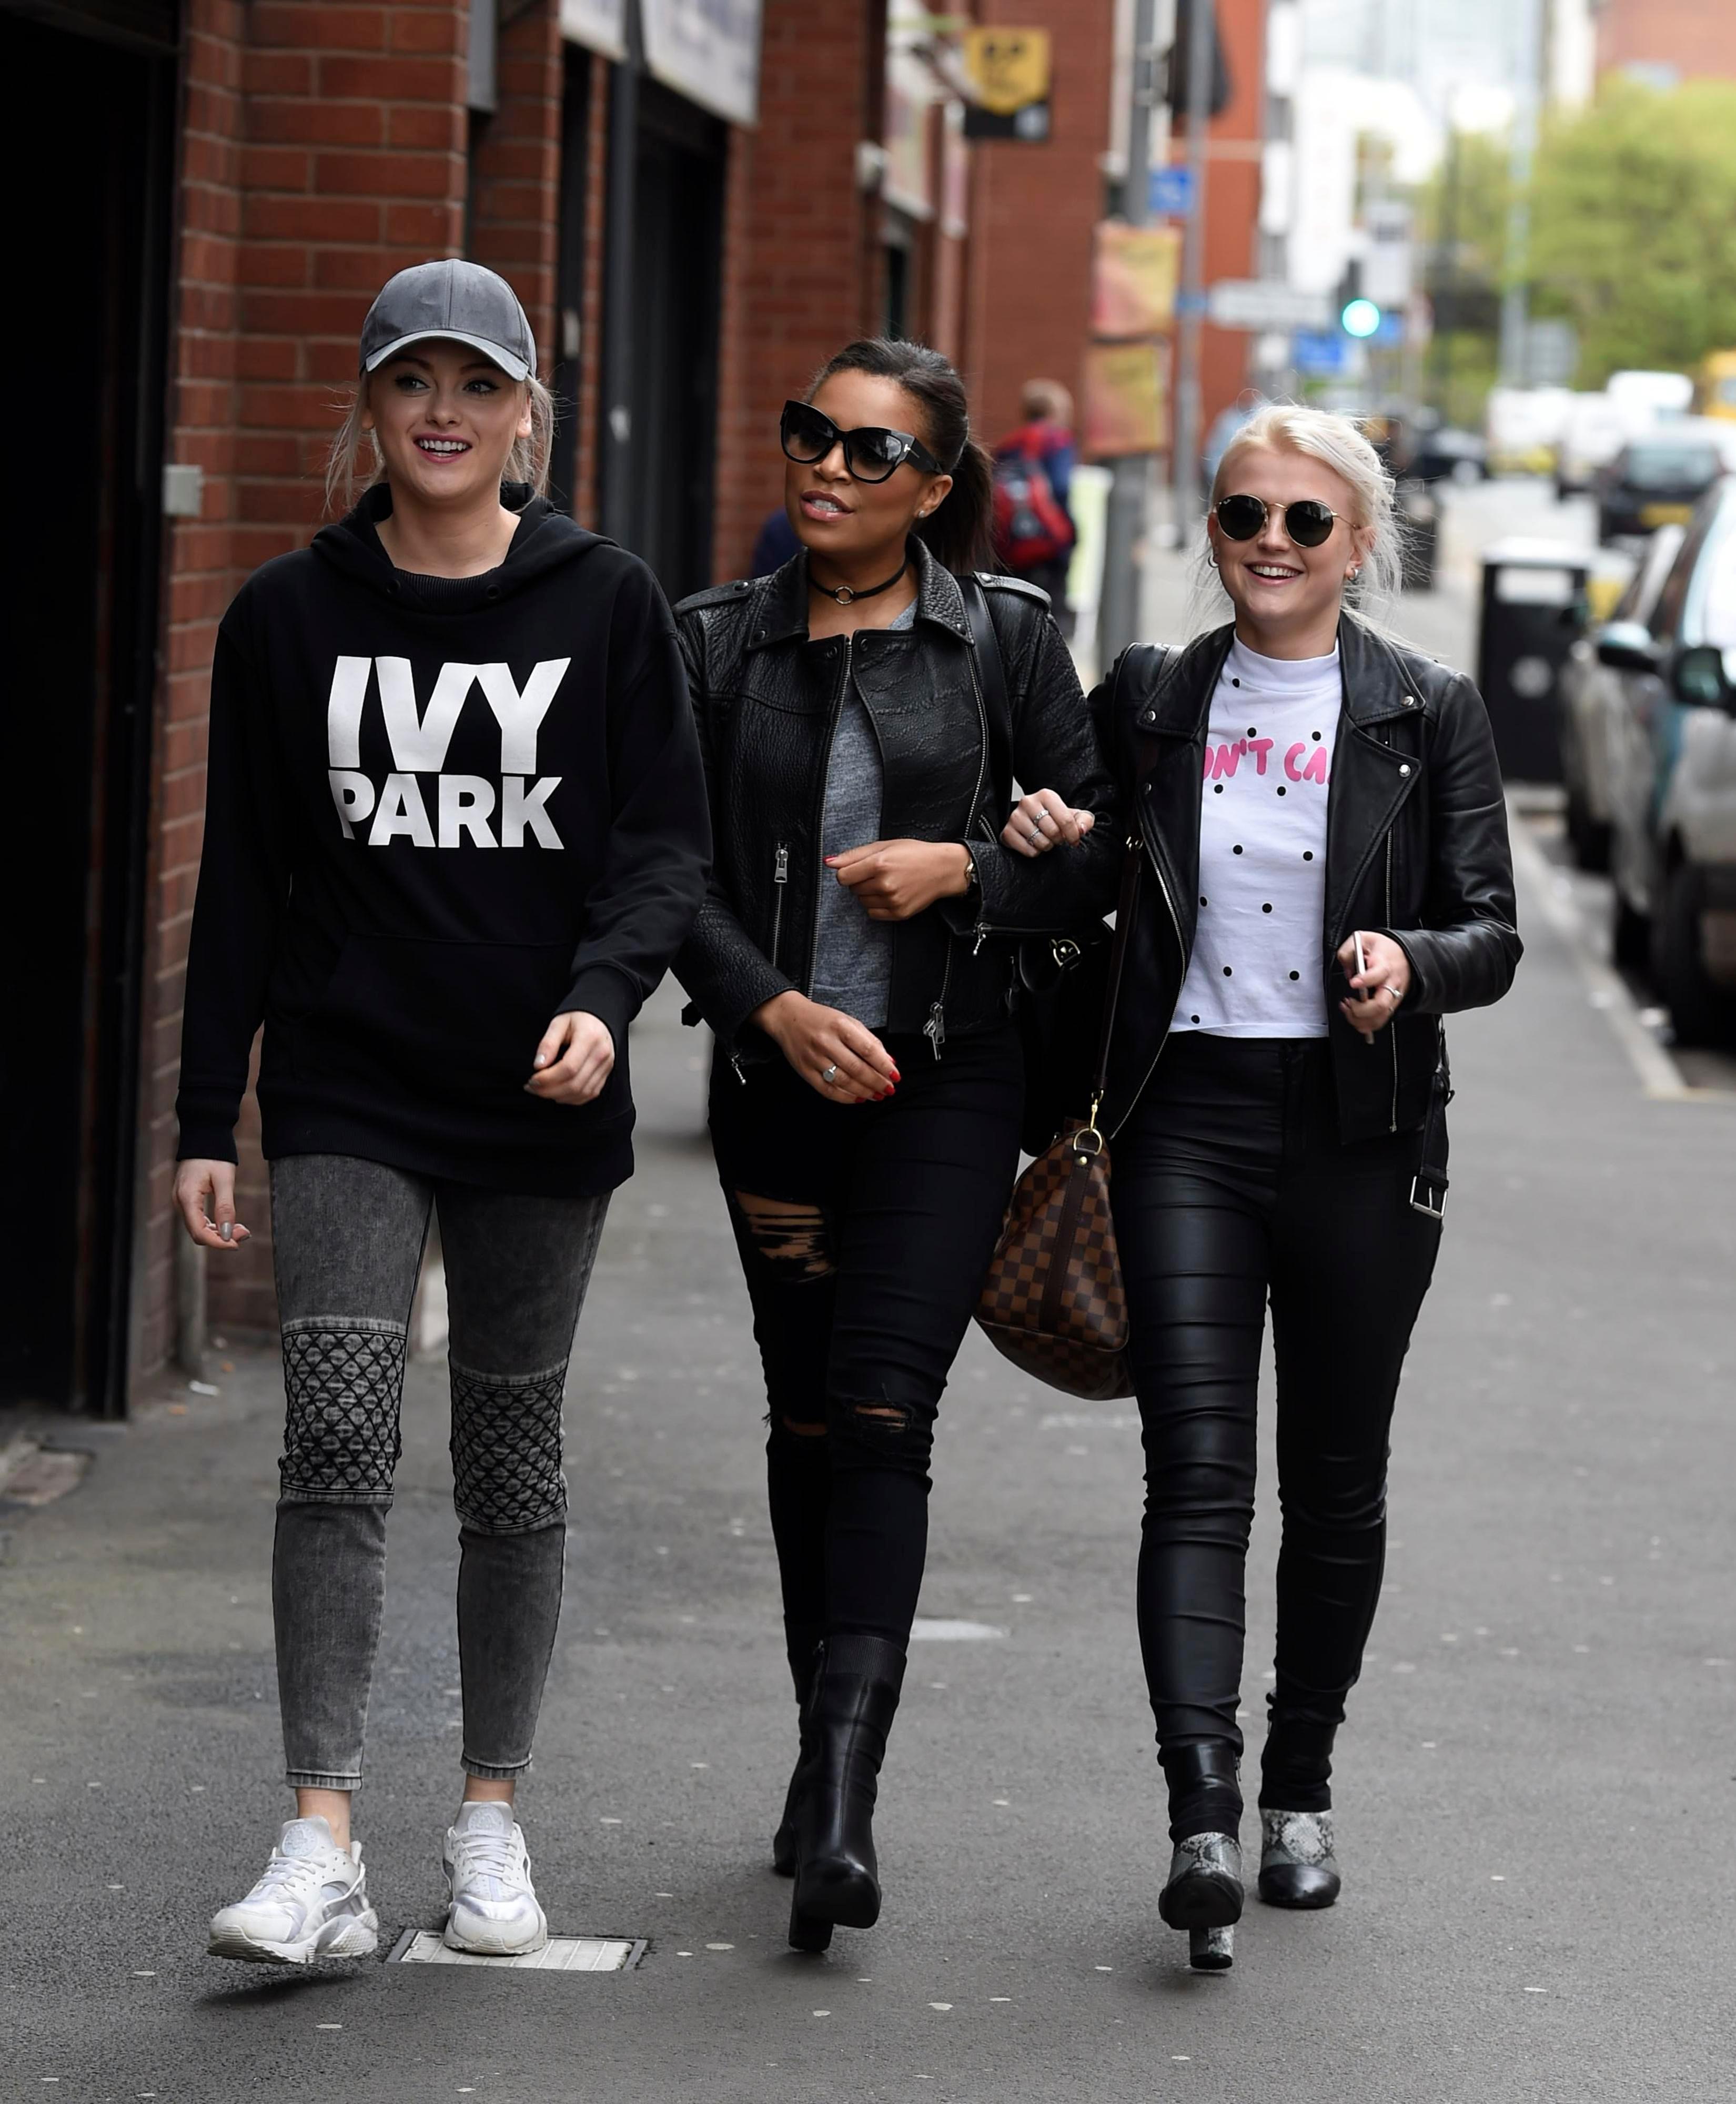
[788,1634,906,1953]
[1157,1743,1245,1961]
[772,1627,823,1877]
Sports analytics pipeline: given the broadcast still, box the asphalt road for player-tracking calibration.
[6,485,1736,2102]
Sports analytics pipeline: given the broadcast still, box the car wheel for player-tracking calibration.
[1611,885,1651,973]
[1657,862,1736,1048]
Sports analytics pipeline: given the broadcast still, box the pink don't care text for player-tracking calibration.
[1202,737,1329,786]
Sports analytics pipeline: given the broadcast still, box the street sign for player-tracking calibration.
[1206,280,1333,332]
[1148,165,1195,217]
[1293,331,1350,376]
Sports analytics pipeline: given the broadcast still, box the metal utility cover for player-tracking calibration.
[390,1930,644,1971]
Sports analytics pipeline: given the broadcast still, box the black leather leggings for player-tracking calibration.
[1112,1033,1442,1839]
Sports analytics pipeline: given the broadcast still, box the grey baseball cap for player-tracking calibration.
[359,259,536,382]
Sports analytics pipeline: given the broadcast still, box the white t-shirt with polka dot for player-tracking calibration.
[1172,635,1341,1039]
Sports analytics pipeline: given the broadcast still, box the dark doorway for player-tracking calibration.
[1,9,175,1412]
[605,73,725,602]
[550,44,592,517]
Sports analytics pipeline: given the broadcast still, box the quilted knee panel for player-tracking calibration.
[450,1359,568,1534]
[279,1319,407,1503]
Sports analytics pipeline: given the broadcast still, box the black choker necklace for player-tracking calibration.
[812,557,907,606]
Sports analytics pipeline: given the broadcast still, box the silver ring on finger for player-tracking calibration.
[1385,983,1400,1003]
[1028,827,1044,847]
[821,1062,840,1085]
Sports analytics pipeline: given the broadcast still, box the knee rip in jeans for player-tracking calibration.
[827,1389,933,1472]
[734,1192,834,1282]
[279,1318,407,1503]
[450,1357,568,1534]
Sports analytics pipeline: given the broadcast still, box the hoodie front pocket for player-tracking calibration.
[305,936,575,1093]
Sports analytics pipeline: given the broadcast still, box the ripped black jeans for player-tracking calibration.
[270,1155,609,1789]
[709,1028,1023,1663]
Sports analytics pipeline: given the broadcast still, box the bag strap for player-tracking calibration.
[1410,1018,1453,1219]
[1078,643,1170,1147]
[961,573,1013,820]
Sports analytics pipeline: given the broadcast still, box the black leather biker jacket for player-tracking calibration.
[672,538,1119,1060]
[1098,615,1522,1142]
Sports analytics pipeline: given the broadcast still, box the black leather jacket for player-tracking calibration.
[672,538,1119,1058]
[1099,615,1522,1142]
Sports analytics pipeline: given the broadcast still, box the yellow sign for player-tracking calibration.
[961,27,1051,116]
[1092,222,1182,339]
[1083,342,1167,461]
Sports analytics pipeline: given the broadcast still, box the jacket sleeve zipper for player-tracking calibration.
[930,621,996,1050]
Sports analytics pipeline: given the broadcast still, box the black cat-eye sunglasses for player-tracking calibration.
[780,400,952,483]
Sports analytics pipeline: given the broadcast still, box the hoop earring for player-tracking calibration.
[1207,549,1220,570]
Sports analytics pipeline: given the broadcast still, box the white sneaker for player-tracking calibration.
[208,1816,379,1964]
[442,1800,549,1955]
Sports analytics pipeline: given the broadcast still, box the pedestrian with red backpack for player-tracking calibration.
[993,378,1078,633]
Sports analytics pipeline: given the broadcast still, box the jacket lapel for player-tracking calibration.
[1127,627,1232,965]
[1322,618,1425,948]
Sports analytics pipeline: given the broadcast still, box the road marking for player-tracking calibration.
[910,1619,1006,1641]
[1507,804,1715,1101]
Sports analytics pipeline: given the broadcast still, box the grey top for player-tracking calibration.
[810,600,916,1028]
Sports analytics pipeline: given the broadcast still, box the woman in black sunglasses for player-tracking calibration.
[673,338,1117,1952]
[1003,403,1520,1969]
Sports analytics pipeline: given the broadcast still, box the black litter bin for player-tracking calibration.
[1476,538,1591,782]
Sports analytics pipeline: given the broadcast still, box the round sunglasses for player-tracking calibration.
[780,399,950,483]
[1214,493,1343,549]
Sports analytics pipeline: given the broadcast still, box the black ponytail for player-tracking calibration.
[808,337,997,575]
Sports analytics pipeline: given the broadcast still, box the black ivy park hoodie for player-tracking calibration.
[175,483,711,1197]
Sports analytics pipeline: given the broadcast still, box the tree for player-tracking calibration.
[1529,79,1736,383]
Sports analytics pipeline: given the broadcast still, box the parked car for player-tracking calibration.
[1593,428,1729,544]
[1553,391,1631,500]
[1598,481,1736,1041]
[1557,525,1683,868]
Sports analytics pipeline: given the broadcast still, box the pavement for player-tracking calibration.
[5,482,1736,2102]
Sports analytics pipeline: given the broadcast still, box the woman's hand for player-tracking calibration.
[752,990,900,1103]
[526,1010,616,1104]
[1001,789,1097,858]
[1337,931,1412,1041]
[826,839,973,922]
[174,1159,251,1251]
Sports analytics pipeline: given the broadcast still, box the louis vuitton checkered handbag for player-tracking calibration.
[975,836,1143,1401]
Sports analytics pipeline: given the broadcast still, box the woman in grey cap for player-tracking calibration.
[176,260,710,1964]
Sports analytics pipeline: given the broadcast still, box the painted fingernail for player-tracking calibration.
[219,1222,232,1242]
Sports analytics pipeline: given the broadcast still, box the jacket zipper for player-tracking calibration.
[954,622,997,980]
[771,842,789,968]
[1386,826,1399,1131]
[801,639,851,997]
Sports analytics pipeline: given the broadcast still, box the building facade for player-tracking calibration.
[3,0,1132,1412]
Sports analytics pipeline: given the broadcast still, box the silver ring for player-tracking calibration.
[1385,984,1400,1003]
[822,1063,840,1085]
[1028,827,1044,846]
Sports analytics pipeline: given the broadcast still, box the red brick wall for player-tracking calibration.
[708,0,886,585]
[144,0,480,1360]
[1196,0,1266,444]
[1595,0,1736,82]
[965,0,1114,447]
[469,1,564,363]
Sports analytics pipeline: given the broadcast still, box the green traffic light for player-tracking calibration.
[1341,298,1382,339]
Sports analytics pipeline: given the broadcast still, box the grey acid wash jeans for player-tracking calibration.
[270,1154,609,1789]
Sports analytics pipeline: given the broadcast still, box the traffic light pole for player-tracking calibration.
[1096,0,1158,671]
[1172,0,1214,539]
